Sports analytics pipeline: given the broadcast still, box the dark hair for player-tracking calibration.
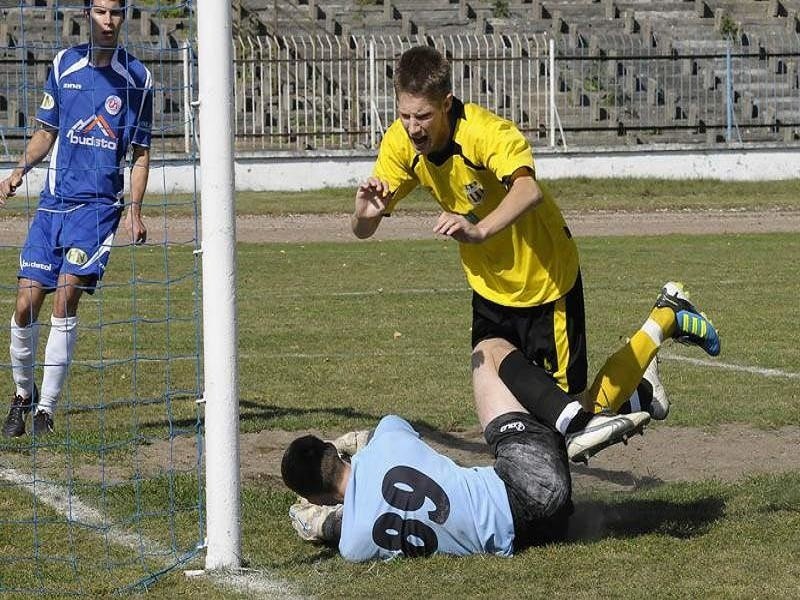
[394,45,452,101]
[85,0,127,10]
[281,435,342,498]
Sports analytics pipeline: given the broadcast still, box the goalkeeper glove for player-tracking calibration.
[289,497,343,543]
[329,429,372,458]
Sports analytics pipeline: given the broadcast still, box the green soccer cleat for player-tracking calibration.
[655,281,720,356]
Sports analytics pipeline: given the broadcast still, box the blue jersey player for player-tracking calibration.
[1,0,152,438]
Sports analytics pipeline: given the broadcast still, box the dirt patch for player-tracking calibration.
[137,423,800,494]
[1,208,799,246]
[187,208,800,243]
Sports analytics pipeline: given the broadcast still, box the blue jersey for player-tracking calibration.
[35,44,153,207]
[339,415,515,561]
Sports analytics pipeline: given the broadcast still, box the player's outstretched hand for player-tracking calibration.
[289,497,343,543]
[354,177,390,219]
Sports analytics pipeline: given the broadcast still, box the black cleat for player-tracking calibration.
[2,387,37,438]
[32,409,54,436]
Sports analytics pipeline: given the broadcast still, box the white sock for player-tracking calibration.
[9,314,40,399]
[555,400,583,436]
[39,315,78,415]
[642,318,665,346]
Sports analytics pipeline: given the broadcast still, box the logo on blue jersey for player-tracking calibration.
[67,114,118,150]
[105,95,122,116]
[40,92,55,110]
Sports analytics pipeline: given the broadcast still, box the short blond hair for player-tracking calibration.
[394,45,452,102]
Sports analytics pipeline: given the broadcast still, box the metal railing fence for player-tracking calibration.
[231,33,550,151]
[231,32,800,150]
[3,32,800,157]
[549,32,800,147]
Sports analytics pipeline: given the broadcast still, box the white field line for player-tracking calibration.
[661,352,800,380]
[0,466,303,599]
[0,465,160,554]
[63,349,800,380]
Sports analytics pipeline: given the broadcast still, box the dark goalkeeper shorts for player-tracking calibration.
[471,270,588,394]
[484,411,573,550]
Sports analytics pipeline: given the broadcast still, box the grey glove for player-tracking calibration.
[289,497,343,543]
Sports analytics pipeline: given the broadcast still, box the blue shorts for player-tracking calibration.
[18,201,123,293]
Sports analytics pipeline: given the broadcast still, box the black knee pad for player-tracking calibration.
[487,413,571,524]
[484,411,545,456]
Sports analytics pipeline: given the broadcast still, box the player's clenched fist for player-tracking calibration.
[288,497,343,543]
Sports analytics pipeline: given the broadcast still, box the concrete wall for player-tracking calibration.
[2,145,799,196]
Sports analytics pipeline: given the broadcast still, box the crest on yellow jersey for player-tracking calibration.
[464,181,485,205]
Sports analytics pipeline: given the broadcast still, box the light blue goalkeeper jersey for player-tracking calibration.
[35,44,153,208]
[338,415,515,561]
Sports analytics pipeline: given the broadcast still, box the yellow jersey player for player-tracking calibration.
[351,46,720,460]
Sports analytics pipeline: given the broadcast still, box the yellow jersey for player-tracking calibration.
[375,98,579,307]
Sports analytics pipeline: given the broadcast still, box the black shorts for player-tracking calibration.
[484,412,573,550]
[471,271,588,394]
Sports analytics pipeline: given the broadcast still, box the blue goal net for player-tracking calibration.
[0,1,204,594]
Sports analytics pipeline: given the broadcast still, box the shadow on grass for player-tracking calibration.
[152,403,488,452]
[143,401,384,431]
[571,462,664,488]
[568,495,725,542]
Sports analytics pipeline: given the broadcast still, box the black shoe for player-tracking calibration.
[32,409,54,436]
[2,390,35,438]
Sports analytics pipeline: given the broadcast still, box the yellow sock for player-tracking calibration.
[587,307,678,414]
[650,307,676,338]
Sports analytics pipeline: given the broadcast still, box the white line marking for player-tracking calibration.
[661,353,800,379]
[0,466,165,549]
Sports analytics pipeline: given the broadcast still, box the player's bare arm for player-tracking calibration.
[434,169,542,244]
[0,126,57,204]
[125,144,150,244]
[352,177,391,239]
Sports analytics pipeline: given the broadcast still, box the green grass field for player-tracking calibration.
[0,180,799,598]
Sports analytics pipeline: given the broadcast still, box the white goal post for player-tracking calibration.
[196,0,242,571]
